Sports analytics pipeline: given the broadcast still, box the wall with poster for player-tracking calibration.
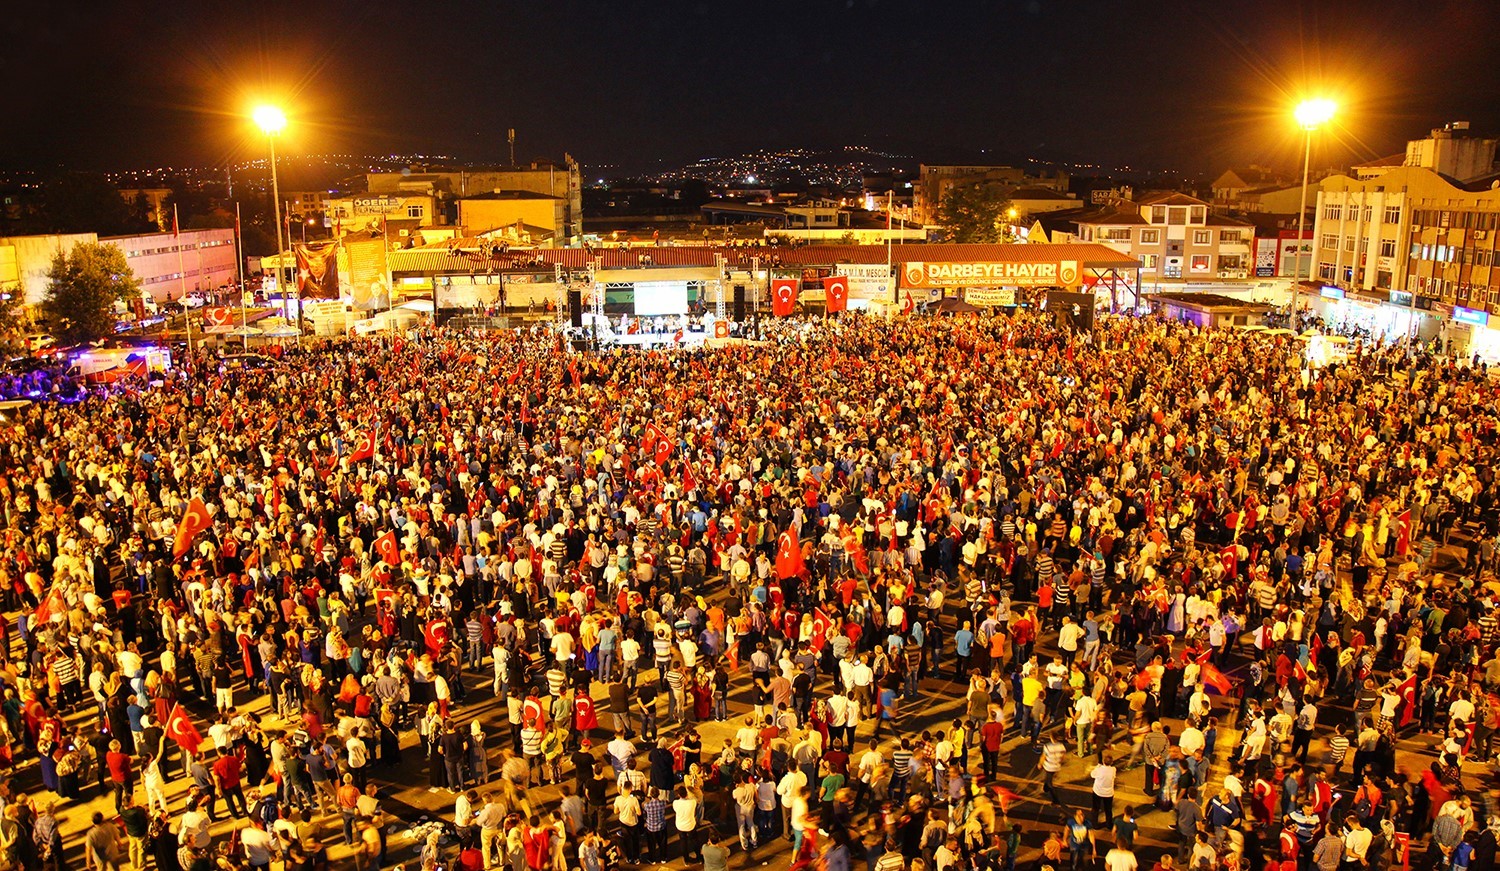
[963,287,1016,306]
[1255,238,1278,277]
[341,237,391,311]
[835,264,893,308]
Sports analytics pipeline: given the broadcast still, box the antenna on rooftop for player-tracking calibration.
[508,129,516,167]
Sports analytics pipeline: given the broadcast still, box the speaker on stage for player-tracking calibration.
[568,289,582,327]
[733,285,746,321]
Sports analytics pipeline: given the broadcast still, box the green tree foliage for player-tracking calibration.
[935,184,1013,244]
[0,287,28,355]
[38,172,151,236]
[41,243,142,344]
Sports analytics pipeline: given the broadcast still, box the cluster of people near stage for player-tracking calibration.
[0,310,1498,871]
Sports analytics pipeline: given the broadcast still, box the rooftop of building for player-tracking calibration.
[461,190,564,201]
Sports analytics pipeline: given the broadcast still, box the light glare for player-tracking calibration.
[253,105,287,134]
[1294,98,1336,129]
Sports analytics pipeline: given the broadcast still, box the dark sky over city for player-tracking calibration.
[3,0,1497,177]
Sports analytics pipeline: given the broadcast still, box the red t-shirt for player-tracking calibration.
[213,754,242,788]
[982,720,1006,751]
[106,750,132,784]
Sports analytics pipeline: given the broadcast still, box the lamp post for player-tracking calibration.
[1290,98,1335,335]
[253,105,289,320]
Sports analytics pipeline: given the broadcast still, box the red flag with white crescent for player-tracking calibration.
[33,588,66,625]
[1220,544,1238,579]
[348,430,376,463]
[375,530,401,567]
[771,279,798,317]
[1394,509,1412,557]
[173,497,212,559]
[774,530,803,580]
[1200,661,1233,695]
[810,607,833,652]
[823,275,849,313]
[166,703,203,753]
[1397,672,1418,727]
[901,291,915,315]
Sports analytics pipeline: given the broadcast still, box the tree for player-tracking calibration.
[37,172,151,236]
[41,243,142,344]
[0,286,28,355]
[935,184,1013,244]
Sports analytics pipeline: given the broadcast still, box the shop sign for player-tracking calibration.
[1453,306,1489,327]
[902,260,1078,288]
[1319,286,1344,299]
[964,287,1017,306]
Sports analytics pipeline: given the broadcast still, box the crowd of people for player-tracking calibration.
[0,311,1497,871]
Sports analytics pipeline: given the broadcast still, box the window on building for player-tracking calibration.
[1103,228,1132,241]
[1191,206,1206,224]
[1322,233,1339,250]
[1318,262,1337,280]
[1384,205,1401,224]
[1323,204,1342,221]
[1219,231,1242,244]
[1376,270,1392,289]
[1479,249,1495,268]
[1140,254,1158,269]
[1344,237,1356,253]
[1190,255,1211,272]
[1379,240,1397,258]
[1139,229,1160,244]
[1219,255,1246,271]
[407,205,425,219]
[1362,206,1373,222]
[1192,230,1210,245]
[1151,207,1166,224]
[1169,207,1187,225]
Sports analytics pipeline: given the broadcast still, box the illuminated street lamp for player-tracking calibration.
[253,105,291,320]
[1291,98,1335,334]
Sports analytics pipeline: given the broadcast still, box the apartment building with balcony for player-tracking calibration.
[1072,192,1254,282]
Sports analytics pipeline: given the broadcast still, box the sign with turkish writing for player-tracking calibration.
[964,287,1016,306]
[834,264,891,303]
[351,196,408,216]
[901,260,1079,288]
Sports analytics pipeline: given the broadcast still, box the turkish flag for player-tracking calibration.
[348,430,376,463]
[375,531,401,566]
[1220,544,1238,579]
[901,291,915,315]
[672,329,684,344]
[1200,662,1234,695]
[173,498,212,559]
[774,530,804,580]
[823,276,849,313]
[33,588,65,624]
[809,608,833,652]
[1394,509,1412,556]
[643,421,668,456]
[681,462,696,494]
[771,278,798,317]
[166,703,203,753]
[714,320,729,339]
[1396,672,1418,727]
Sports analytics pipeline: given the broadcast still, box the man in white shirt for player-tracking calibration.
[1057,617,1085,666]
[672,786,701,863]
[1104,844,1138,871]
[606,731,636,777]
[777,767,807,839]
[1089,760,1116,827]
[614,783,643,862]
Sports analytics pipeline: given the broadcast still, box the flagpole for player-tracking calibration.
[235,202,247,336]
[175,205,193,374]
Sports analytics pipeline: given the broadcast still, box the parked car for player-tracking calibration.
[24,334,56,353]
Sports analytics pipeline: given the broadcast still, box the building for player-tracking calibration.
[102,228,238,302]
[325,193,441,246]
[365,156,583,244]
[0,227,236,305]
[1071,192,1255,281]
[1210,166,1291,206]
[1309,162,1500,352]
[116,188,173,230]
[458,191,566,243]
[1008,186,1081,218]
[1148,291,1271,329]
[914,164,1069,224]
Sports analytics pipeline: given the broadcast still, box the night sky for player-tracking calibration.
[3,0,1497,177]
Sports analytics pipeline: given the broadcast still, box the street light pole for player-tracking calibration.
[1291,128,1313,335]
[267,134,288,322]
[1290,98,1335,336]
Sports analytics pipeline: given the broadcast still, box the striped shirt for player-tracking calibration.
[520,727,544,757]
[53,655,79,684]
[1327,734,1350,762]
[1035,553,1055,582]
[891,750,913,777]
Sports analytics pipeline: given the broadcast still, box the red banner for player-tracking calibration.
[295,242,340,299]
[823,276,848,313]
[771,279,798,317]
